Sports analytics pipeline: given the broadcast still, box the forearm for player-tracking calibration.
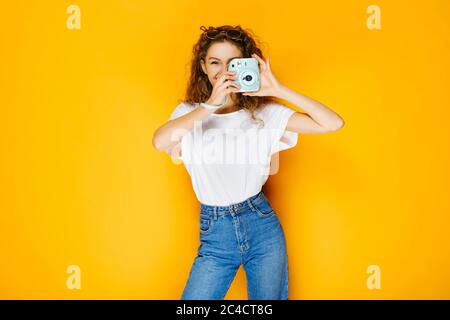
[275,85,344,129]
[152,106,215,152]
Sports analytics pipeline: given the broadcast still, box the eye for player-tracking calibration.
[211,61,218,64]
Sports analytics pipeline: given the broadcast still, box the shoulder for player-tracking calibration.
[169,101,197,120]
[256,102,297,125]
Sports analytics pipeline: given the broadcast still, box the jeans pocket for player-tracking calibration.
[250,193,275,218]
[200,213,215,235]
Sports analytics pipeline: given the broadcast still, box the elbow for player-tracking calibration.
[329,117,345,132]
[152,124,185,152]
[152,129,165,152]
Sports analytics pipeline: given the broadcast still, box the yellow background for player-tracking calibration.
[1,0,449,299]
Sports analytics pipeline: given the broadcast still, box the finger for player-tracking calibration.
[224,88,239,96]
[252,53,266,69]
[227,85,241,93]
[221,72,236,80]
[226,87,240,94]
[219,78,238,87]
[219,71,237,78]
[221,71,237,80]
[216,74,237,87]
[216,74,229,86]
[219,81,239,92]
[226,81,241,90]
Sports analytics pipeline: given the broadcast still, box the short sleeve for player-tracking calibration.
[168,102,195,121]
[259,103,298,155]
[165,102,195,158]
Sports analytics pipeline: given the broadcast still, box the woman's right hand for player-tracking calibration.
[153,72,240,152]
[205,71,241,106]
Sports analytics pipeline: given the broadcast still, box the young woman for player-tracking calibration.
[152,25,344,300]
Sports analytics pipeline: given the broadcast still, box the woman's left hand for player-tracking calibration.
[242,53,283,97]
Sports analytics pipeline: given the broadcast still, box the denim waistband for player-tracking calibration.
[200,190,264,217]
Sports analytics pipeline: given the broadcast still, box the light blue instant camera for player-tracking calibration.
[227,57,260,92]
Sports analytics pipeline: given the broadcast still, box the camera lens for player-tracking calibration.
[241,70,257,86]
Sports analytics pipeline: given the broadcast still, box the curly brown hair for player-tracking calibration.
[182,24,277,124]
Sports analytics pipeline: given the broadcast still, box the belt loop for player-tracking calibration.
[247,198,256,212]
[213,207,217,221]
[259,190,265,201]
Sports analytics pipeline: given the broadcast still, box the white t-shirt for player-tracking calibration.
[166,101,298,206]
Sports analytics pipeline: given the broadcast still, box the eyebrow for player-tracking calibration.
[208,56,242,63]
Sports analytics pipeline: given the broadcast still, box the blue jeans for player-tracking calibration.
[181,190,289,300]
